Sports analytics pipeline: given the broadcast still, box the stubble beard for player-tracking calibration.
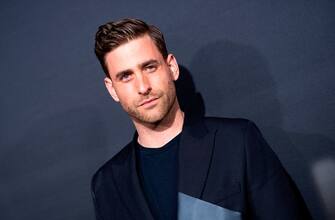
[122,81,177,124]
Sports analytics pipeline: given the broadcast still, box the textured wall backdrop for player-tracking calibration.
[1,0,334,219]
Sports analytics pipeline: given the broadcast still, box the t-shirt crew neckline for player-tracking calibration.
[136,133,181,155]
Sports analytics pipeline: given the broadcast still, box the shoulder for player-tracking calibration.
[203,116,255,134]
[203,116,269,148]
[91,142,133,191]
[200,117,255,158]
[203,116,269,160]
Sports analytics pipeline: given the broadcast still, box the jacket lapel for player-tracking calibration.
[178,115,217,199]
[111,139,154,220]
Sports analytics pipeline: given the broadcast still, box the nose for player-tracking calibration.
[136,73,152,95]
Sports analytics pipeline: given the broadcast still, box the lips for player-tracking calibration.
[139,97,159,107]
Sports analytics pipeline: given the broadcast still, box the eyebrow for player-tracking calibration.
[140,59,160,69]
[115,69,132,80]
[114,59,160,80]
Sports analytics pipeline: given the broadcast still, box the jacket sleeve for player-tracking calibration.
[244,121,312,219]
[91,190,103,220]
[91,173,104,220]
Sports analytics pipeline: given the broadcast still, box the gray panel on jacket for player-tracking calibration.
[178,192,241,220]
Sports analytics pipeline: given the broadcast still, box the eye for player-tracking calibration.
[119,72,132,82]
[144,64,157,73]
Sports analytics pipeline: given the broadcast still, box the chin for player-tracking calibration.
[138,113,165,124]
[131,108,168,124]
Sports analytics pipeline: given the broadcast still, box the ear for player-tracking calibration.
[104,77,120,102]
[166,54,180,81]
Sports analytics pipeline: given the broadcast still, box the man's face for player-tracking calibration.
[104,34,179,124]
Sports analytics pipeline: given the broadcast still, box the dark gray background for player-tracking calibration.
[1,0,334,219]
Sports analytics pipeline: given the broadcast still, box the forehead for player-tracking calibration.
[105,35,163,76]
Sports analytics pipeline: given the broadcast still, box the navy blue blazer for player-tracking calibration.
[91,116,311,219]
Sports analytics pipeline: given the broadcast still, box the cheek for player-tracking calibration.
[153,71,174,88]
[115,85,135,101]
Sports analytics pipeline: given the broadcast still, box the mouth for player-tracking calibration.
[139,97,159,107]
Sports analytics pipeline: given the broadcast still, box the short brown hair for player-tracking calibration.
[94,18,168,77]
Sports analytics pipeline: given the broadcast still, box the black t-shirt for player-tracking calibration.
[135,134,180,220]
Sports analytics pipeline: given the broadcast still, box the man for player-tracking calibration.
[91,18,311,220]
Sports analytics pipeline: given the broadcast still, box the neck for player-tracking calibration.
[133,100,184,148]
